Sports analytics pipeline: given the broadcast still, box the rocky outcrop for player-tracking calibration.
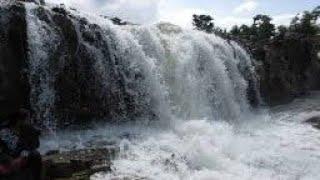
[0,1,30,116]
[43,148,118,179]
[243,35,320,105]
[305,116,320,129]
[6,147,118,180]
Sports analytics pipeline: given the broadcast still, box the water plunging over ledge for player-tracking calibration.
[24,3,259,129]
[19,3,320,180]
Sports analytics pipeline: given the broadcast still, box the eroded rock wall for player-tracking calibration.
[0,2,30,115]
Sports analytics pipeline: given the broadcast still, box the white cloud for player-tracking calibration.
[233,0,258,14]
[45,0,296,30]
[273,14,295,26]
[216,16,252,30]
[159,7,210,29]
[102,0,161,24]
[46,0,163,24]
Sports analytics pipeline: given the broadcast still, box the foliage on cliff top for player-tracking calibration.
[193,6,320,41]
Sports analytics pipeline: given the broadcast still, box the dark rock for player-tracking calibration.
[19,124,41,150]
[43,148,118,179]
[305,116,320,129]
[45,150,60,156]
[0,2,30,116]
[51,6,68,15]
[237,35,320,106]
[79,17,88,26]
[34,6,50,23]
[259,38,314,105]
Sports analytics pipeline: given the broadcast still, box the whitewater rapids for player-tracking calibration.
[40,93,320,180]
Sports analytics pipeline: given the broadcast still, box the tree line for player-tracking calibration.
[192,6,320,41]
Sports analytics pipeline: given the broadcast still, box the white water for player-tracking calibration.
[40,94,320,180]
[89,94,320,180]
[25,3,58,130]
[21,3,320,180]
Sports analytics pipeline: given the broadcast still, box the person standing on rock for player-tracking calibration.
[0,109,42,180]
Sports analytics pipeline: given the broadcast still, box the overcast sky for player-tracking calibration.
[47,0,320,29]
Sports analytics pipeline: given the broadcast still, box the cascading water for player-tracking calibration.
[125,23,255,121]
[21,2,320,180]
[24,3,258,126]
[25,3,58,130]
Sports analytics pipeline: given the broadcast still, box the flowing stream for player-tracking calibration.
[21,3,320,180]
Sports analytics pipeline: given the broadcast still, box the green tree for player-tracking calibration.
[213,27,228,38]
[252,14,275,40]
[239,24,252,39]
[311,6,320,20]
[230,25,240,36]
[289,6,320,36]
[273,25,289,40]
[192,14,214,33]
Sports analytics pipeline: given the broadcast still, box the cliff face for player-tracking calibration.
[0,2,30,115]
[251,36,320,105]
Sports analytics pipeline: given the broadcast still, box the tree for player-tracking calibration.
[252,14,275,40]
[311,6,320,21]
[253,15,272,26]
[192,14,214,33]
[230,25,240,36]
[289,6,320,36]
[239,24,251,39]
[275,25,288,39]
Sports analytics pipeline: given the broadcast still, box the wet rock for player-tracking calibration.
[43,148,118,179]
[305,116,320,129]
[79,17,88,26]
[45,150,60,156]
[0,2,30,115]
[51,6,68,15]
[258,38,315,105]
[238,35,320,106]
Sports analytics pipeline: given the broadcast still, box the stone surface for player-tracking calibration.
[43,147,118,180]
[305,116,320,129]
[238,35,320,106]
[0,2,30,116]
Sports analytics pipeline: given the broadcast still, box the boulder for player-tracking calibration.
[305,116,320,129]
[43,147,118,179]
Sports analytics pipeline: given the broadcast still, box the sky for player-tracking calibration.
[47,0,320,29]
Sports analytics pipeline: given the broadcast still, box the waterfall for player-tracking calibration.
[19,3,320,180]
[25,3,58,130]
[125,23,256,121]
[24,4,259,128]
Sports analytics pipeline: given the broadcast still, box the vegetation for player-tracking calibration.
[192,6,320,40]
[252,14,275,40]
[289,6,320,36]
[192,14,228,37]
[192,14,215,33]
